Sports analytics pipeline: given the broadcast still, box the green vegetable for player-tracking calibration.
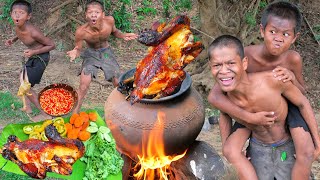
[80,124,123,179]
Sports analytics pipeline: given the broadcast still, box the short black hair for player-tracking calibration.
[85,0,104,12]
[208,35,244,60]
[10,0,32,14]
[261,1,302,34]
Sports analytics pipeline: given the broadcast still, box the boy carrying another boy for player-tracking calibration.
[5,0,55,122]
[208,1,320,179]
[66,0,138,113]
[208,34,319,180]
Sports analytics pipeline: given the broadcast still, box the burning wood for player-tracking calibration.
[132,112,187,180]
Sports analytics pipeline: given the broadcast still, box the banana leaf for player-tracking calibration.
[0,110,122,180]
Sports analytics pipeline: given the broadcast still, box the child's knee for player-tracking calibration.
[222,144,241,161]
[296,145,314,164]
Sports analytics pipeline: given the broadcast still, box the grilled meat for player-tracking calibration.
[130,15,203,104]
[1,124,85,179]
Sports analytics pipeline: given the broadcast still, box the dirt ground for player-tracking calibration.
[0,0,320,179]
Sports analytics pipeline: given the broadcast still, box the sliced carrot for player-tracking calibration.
[67,128,78,139]
[74,116,84,128]
[81,121,89,131]
[70,113,79,125]
[78,130,91,141]
[65,123,73,133]
[88,112,97,121]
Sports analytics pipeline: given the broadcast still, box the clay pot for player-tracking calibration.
[105,86,205,160]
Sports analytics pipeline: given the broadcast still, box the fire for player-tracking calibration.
[134,112,187,180]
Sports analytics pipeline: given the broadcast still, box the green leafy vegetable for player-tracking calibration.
[81,123,123,180]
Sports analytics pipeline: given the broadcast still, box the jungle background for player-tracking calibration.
[0,0,319,179]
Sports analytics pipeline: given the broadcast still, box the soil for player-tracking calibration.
[0,0,319,179]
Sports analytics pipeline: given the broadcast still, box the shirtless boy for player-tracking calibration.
[209,35,319,180]
[208,1,320,179]
[5,0,55,121]
[66,0,138,113]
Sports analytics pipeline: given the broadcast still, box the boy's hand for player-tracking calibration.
[250,111,277,125]
[273,66,295,83]
[5,39,14,46]
[24,49,35,58]
[123,33,138,41]
[66,47,80,62]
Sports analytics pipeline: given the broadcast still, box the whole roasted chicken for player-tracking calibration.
[120,15,203,104]
[1,124,85,179]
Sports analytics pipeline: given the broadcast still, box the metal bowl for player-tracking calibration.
[38,83,78,117]
[118,68,192,103]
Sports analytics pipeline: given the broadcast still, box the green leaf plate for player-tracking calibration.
[0,110,122,180]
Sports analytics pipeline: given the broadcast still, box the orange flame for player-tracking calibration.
[134,111,187,180]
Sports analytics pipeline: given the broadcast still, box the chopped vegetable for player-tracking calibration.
[29,132,41,139]
[23,125,34,134]
[80,123,123,179]
[78,131,91,141]
[39,88,75,116]
[88,112,97,121]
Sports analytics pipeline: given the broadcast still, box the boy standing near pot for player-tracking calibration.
[5,0,55,121]
[67,0,138,113]
[208,1,320,179]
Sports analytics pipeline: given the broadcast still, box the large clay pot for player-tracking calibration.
[105,87,205,160]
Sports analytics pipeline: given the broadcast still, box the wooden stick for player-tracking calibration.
[67,14,84,25]
[49,0,76,13]
[46,20,70,36]
[303,14,320,46]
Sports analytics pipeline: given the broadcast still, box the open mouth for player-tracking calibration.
[91,19,97,24]
[219,77,234,86]
[274,44,281,48]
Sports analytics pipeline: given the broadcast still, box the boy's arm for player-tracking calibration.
[5,36,19,46]
[208,83,276,125]
[273,53,306,94]
[25,30,55,57]
[281,80,320,152]
[219,112,232,146]
[66,28,84,61]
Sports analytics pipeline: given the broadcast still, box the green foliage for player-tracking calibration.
[174,0,192,11]
[259,0,268,9]
[313,25,320,41]
[0,0,15,25]
[245,11,256,27]
[113,3,133,32]
[0,91,31,123]
[162,0,170,17]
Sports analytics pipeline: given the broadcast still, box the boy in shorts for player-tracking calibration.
[208,34,319,180]
[208,1,320,179]
[5,0,55,121]
[66,0,138,113]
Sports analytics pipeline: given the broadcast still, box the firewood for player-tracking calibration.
[48,0,76,13]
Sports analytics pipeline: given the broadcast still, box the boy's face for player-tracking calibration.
[260,16,299,56]
[210,46,247,92]
[85,4,105,27]
[11,5,31,27]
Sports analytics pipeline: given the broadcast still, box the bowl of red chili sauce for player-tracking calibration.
[39,83,78,116]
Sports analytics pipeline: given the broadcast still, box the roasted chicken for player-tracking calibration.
[121,15,203,104]
[1,124,85,179]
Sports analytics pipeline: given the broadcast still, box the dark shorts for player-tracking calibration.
[80,47,120,82]
[247,137,295,180]
[286,100,309,132]
[231,100,310,134]
[25,52,50,87]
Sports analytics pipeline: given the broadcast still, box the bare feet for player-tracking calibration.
[31,114,52,122]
